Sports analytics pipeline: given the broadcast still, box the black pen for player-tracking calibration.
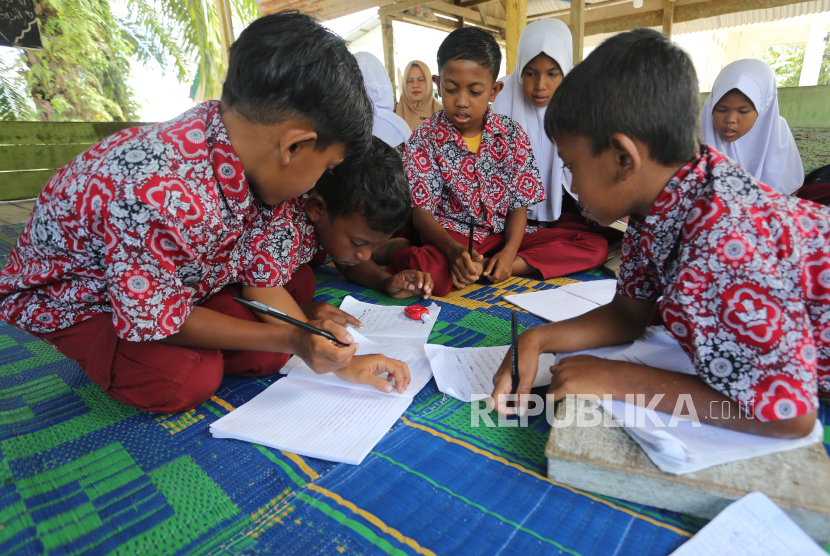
[468,217,475,258]
[511,311,519,396]
[233,296,349,345]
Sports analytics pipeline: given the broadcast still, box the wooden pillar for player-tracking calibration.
[571,0,585,65]
[662,0,675,39]
[505,0,527,74]
[381,15,396,94]
[215,0,234,65]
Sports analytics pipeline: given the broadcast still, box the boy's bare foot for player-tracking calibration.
[371,237,411,265]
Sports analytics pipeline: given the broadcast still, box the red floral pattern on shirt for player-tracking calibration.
[618,145,830,421]
[0,101,317,341]
[397,109,545,242]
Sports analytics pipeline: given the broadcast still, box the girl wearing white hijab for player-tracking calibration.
[354,52,413,148]
[701,59,803,195]
[492,19,572,222]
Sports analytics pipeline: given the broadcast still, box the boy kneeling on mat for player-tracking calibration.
[0,13,420,413]
[491,29,829,438]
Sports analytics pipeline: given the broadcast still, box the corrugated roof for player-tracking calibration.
[678,0,830,33]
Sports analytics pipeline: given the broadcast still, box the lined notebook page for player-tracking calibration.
[210,378,411,465]
[425,344,557,402]
[557,280,617,305]
[670,492,826,555]
[280,330,433,398]
[339,296,440,348]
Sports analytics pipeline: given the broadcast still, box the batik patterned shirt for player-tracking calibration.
[397,109,545,242]
[618,145,830,421]
[0,101,317,342]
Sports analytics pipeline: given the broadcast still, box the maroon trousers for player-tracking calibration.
[35,264,316,414]
[387,224,608,297]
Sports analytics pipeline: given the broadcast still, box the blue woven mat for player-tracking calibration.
[1,223,828,555]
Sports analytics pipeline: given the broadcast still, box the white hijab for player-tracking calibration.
[701,59,803,195]
[492,19,573,221]
[354,52,412,148]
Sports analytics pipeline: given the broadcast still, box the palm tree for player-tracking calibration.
[0,0,257,121]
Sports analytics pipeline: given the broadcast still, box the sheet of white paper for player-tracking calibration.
[670,492,826,555]
[503,288,602,322]
[556,280,617,305]
[425,344,556,402]
[556,329,823,474]
[339,296,440,348]
[210,378,411,465]
[280,329,432,398]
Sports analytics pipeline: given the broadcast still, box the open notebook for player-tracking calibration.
[424,344,557,402]
[503,279,617,322]
[555,328,824,474]
[670,492,826,555]
[210,330,432,465]
[339,296,440,349]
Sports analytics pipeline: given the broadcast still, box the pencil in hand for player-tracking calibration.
[468,217,475,259]
[510,311,519,396]
[232,296,349,345]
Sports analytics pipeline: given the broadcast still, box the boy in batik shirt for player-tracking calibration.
[491,29,829,439]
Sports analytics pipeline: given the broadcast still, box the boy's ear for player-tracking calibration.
[489,80,504,103]
[432,75,441,97]
[607,133,641,182]
[280,128,319,166]
[305,193,327,223]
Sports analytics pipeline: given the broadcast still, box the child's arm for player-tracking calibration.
[160,285,357,375]
[546,355,818,439]
[412,207,483,289]
[491,293,655,412]
[482,207,526,283]
[336,260,434,299]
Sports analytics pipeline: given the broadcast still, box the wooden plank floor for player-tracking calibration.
[0,200,35,225]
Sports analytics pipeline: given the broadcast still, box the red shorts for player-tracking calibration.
[33,264,316,413]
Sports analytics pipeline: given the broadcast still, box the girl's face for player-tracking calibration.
[712,89,758,143]
[406,65,427,100]
[520,53,563,108]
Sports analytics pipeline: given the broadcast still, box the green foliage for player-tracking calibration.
[763,42,830,88]
[3,0,257,122]
[762,45,805,87]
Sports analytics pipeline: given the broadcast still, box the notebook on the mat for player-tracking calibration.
[338,295,440,348]
[503,280,617,322]
[210,330,432,465]
[424,344,557,402]
[555,328,824,474]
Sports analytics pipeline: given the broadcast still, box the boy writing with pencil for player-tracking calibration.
[0,12,417,413]
[388,27,608,297]
[492,29,829,439]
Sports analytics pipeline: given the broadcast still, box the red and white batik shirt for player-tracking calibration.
[0,101,317,342]
[397,109,545,242]
[618,145,830,421]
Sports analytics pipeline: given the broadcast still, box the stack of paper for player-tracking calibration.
[503,280,617,322]
[670,492,827,555]
[210,297,442,465]
[555,328,824,474]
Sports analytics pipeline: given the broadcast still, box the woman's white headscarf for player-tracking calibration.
[354,52,413,148]
[701,59,803,195]
[492,18,573,221]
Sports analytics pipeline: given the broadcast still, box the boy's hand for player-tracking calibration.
[491,330,543,416]
[482,249,516,283]
[334,354,411,394]
[548,355,620,399]
[300,302,363,328]
[290,320,358,374]
[383,270,434,299]
[448,244,483,290]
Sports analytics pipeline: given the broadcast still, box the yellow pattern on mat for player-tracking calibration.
[400,417,692,538]
[307,483,438,556]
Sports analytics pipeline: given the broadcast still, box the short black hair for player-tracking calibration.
[312,137,410,234]
[545,28,700,166]
[437,27,501,81]
[222,11,372,155]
